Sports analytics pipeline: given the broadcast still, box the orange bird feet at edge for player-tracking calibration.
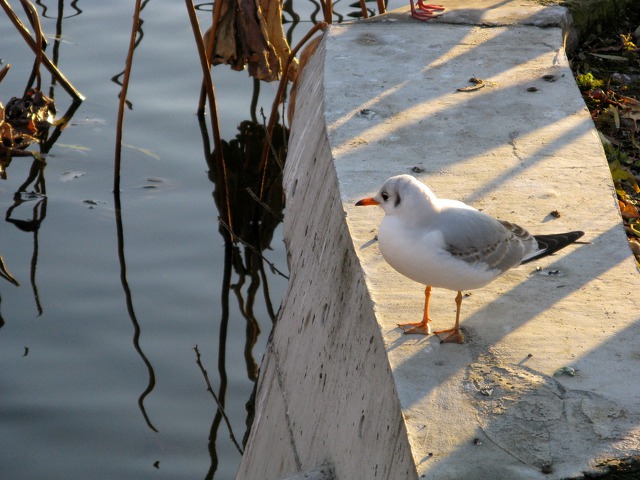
[410,0,445,20]
[398,320,432,335]
[433,327,465,344]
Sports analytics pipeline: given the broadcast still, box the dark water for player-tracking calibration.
[0,1,402,479]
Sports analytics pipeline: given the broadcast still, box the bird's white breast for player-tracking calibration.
[377,215,502,291]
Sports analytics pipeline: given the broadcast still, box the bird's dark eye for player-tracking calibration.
[381,192,389,201]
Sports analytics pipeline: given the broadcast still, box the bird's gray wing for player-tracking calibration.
[438,209,535,273]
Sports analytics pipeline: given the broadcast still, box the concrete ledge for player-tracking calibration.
[238,4,640,480]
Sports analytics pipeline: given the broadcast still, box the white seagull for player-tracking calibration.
[355,174,584,344]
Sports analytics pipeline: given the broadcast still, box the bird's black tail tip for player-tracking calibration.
[523,230,585,264]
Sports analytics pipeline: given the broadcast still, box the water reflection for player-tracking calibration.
[0,252,20,328]
[113,191,159,432]
[190,6,292,464]
[215,119,287,368]
[35,0,82,20]
[2,0,158,444]
[4,159,47,315]
[108,0,291,457]
[199,103,288,476]
[1,0,86,319]
[109,0,159,434]
[110,0,151,110]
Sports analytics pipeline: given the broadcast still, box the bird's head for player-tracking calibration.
[355,175,438,220]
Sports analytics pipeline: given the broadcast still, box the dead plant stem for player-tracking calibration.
[0,0,83,100]
[0,64,11,84]
[185,0,234,241]
[320,0,332,23]
[197,0,224,115]
[358,0,369,18]
[113,0,142,194]
[19,0,43,91]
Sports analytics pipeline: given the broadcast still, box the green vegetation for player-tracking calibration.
[576,72,605,89]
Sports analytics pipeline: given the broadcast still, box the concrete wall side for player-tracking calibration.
[235,35,417,480]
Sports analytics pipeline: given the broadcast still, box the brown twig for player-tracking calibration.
[0,0,83,100]
[377,0,386,14]
[320,0,332,24]
[359,0,369,19]
[113,0,142,194]
[197,0,224,115]
[185,0,234,241]
[0,255,20,286]
[0,64,11,84]
[19,0,44,91]
[258,21,327,200]
[193,345,244,455]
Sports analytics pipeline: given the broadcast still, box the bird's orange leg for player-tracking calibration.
[434,291,465,344]
[398,286,433,335]
[418,0,445,12]
[409,0,445,20]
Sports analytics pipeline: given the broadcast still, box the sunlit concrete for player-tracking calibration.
[238,2,640,479]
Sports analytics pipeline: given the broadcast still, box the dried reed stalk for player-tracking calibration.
[0,0,83,100]
[19,0,44,91]
[0,64,11,84]
[320,0,332,23]
[197,0,224,115]
[359,0,369,19]
[113,0,142,194]
[185,0,234,241]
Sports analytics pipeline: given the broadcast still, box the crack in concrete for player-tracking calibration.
[508,130,524,162]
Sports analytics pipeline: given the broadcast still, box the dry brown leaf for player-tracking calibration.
[620,200,640,219]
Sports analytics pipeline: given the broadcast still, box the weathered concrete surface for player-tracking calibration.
[238,2,640,479]
[283,464,335,480]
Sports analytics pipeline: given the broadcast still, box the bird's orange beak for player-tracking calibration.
[355,197,379,206]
